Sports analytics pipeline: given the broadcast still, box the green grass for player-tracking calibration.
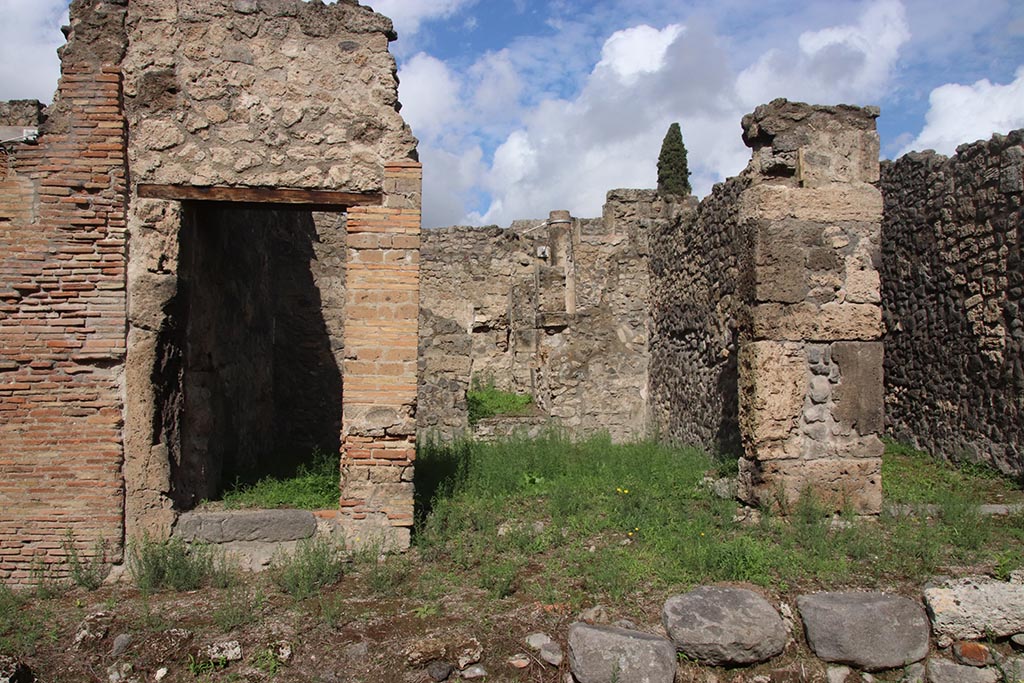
[411,433,1024,603]
[882,438,1023,505]
[128,535,219,593]
[466,378,533,425]
[268,536,344,601]
[221,448,340,510]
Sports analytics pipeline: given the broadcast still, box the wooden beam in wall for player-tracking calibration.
[136,184,383,208]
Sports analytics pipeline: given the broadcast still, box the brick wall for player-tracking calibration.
[340,161,421,549]
[0,2,129,583]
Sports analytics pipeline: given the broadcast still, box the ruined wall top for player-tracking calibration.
[741,98,880,187]
[0,101,45,128]
[123,0,417,192]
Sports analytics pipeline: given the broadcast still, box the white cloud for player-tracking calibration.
[901,67,1024,156]
[367,0,476,38]
[736,0,909,107]
[0,0,68,103]
[595,24,683,84]
[397,53,463,141]
[410,0,920,228]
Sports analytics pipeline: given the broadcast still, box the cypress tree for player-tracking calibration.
[657,122,691,198]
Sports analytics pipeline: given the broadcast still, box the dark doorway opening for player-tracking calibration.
[158,203,345,509]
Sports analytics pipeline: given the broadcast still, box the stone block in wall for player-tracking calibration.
[741,100,880,186]
[738,341,806,452]
[739,456,882,514]
[751,302,882,342]
[739,185,882,224]
[831,342,884,436]
[739,340,883,513]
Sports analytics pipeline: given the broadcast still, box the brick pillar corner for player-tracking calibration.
[340,160,422,549]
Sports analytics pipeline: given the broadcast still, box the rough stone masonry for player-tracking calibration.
[1,1,1020,585]
[0,0,421,583]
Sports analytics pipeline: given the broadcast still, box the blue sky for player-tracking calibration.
[2,0,1023,227]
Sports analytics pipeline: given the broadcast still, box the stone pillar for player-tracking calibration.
[340,160,422,549]
[736,100,884,514]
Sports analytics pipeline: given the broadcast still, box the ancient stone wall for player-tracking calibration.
[121,0,420,543]
[122,0,415,191]
[1,0,420,581]
[648,182,745,455]
[418,194,661,443]
[735,100,885,514]
[0,0,129,583]
[881,132,1024,477]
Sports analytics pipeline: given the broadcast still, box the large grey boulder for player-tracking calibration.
[797,592,929,671]
[662,586,787,665]
[926,657,999,683]
[568,623,676,683]
[924,576,1024,641]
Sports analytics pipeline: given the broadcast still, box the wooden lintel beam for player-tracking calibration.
[136,183,383,208]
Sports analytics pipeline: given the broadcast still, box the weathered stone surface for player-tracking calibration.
[740,185,883,224]
[175,510,316,543]
[926,658,999,683]
[952,641,993,667]
[1000,655,1024,681]
[742,99,881,185]
[662,586,787,666]
[568,623,677,683]
[882,130,1024,479]
[797,592,929,671]
[540,641,564,667]
[924,576,1024,640]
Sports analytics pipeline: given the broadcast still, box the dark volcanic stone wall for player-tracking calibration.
[881,131,1024,477]
[649,179,748,455]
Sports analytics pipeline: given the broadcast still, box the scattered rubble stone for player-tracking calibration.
[924,576,1024,640]
[455,638,482,669]
[926,657,999,683]
[73,611,113,651]
[578,605,609,624]
[460,664,488,679]
[526,632,553,650]
[198,640,242,662]
[798,592,929,671]
[952,641,993,667]
[110,633,132,658]
[541,641,565,667]
[508,654,531,669]
[662,586,787,666]
[568,622,676,683]
[426,660,453,681]
[1012,633,1024,651]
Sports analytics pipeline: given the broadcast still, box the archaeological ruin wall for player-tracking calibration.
[733,101,885,514]
[648,180,745,455]
[0,0,130,583]
[419,192,663,442]
[1,0,421,583]
[420,101,889,516]
[881,132,1024,478]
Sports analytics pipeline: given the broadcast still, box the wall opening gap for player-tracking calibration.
[156,202,345,509]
